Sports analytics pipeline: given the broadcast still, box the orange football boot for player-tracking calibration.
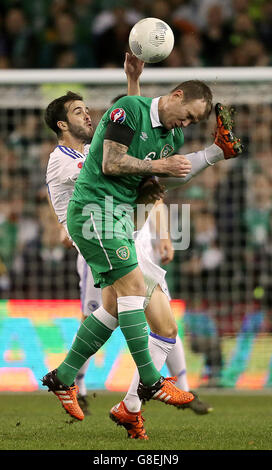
[110,401,148,440]
[42,369,84,421]
[137,376,194,407]
[214,102,243,158]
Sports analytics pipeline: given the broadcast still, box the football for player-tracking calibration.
[129,17,174,64]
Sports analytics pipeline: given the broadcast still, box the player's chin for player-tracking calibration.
[85,129,93,139]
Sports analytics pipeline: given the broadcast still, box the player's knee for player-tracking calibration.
[125,280,146,297]
[158,321,178,339]
[114,272,146,297]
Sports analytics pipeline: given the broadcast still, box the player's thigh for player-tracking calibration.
[77,255,102,316]
[145,285,177,338]
[113,265,146,297]
[69,201,138,287]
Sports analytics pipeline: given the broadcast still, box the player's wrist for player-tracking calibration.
[151,159,168,175]
[127,78,140,96]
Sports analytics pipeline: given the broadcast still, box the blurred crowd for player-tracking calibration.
[0,0,272,69]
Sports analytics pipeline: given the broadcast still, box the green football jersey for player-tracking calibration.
[71,95,184,209]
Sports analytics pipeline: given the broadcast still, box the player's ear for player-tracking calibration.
[171,89,184,102]
[57,120,68,132]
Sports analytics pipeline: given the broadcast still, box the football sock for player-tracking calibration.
[160,144,224,190]
[166,335,189,391]
[117,296,162,387]
[57,306,118,386]
[124,332,176,412]
[75,357,91,396]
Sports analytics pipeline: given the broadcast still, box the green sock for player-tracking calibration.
[118,308,161,386]
[57,314,113,386]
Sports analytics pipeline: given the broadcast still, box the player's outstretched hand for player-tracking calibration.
[136,177,165,204]
[124,52,144,82]
[159,237,174,265]
[163,154,192,177]
[59,225,73,248]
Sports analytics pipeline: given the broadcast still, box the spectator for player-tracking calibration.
[256,0,272,54]
[93,1,143,67]
[39,10,95,68]
[201,4,229,66]
[174,32,204,68]
[0,194,23,295]
[11,195,79,299]
[71,0,99,43]
[243,172,272,306]
[224,37,270,66]
[245,173,272,249]
[92,0,141,37]
[7,113,42,181]
[0,6,38,68]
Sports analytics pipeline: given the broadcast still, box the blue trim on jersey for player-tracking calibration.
[57,145,84,160]
[149,331,176,344]
[46,183,52,201]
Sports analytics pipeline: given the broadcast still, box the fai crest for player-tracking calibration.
[160,144,174,158]
[116,246,130,260]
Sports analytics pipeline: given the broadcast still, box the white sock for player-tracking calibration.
[159,143,224,190]
[75,357,91,396]
[92,305,119,330]
[166,335,189,391]
[117,295,145,312]
[123,332,176,412]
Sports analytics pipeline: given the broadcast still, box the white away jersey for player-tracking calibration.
[46,145,89,225]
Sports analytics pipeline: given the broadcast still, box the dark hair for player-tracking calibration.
[44,91,83,136]
[171,80,213,119]
[110,94,127,105]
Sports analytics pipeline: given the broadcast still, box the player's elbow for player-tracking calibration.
[102,159,111,175]
[102,159,118,175]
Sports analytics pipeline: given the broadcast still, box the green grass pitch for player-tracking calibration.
[0,391,271,451]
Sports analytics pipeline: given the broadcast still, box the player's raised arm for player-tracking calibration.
[124,52,144,96]
[102,140,191,177]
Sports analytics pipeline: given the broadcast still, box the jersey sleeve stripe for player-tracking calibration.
[57,145,83,159]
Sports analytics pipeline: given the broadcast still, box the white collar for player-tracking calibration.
[150,97,163,127]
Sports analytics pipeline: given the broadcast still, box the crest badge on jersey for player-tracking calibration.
[110,108,126,124]
[160,144,174,159]
[116,246,130,260]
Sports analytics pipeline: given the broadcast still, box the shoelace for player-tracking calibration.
[132,414,147,437]
[163,376,178,385]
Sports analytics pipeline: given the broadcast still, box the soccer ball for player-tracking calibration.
[129,17,174,64]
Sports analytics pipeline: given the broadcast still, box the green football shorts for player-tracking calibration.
[67,200,138,288]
